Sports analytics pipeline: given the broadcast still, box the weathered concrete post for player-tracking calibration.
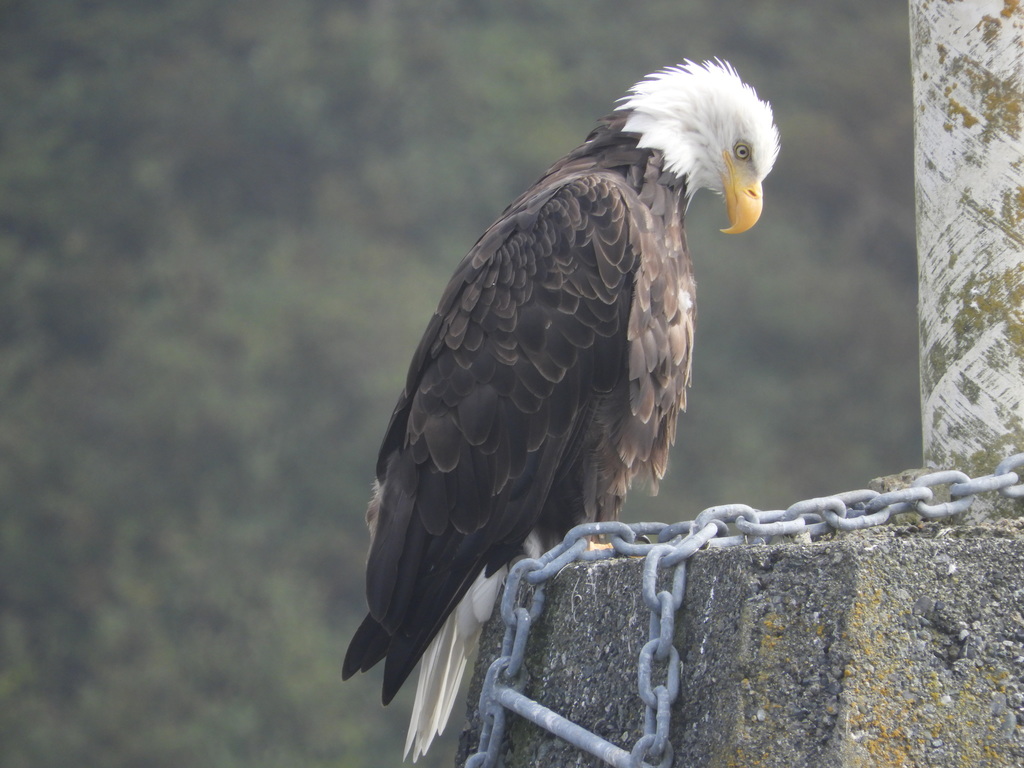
[909,0,1024,520]
[457,524,1024,767]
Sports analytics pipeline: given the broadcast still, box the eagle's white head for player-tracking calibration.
[620,60,780,233]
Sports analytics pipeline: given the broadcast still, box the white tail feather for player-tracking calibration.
[403,533,546,761]
[404,567,506,762]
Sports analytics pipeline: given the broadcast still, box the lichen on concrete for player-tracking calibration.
[457,523,1024,767]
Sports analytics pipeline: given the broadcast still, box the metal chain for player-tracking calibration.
[464,453,1024,768]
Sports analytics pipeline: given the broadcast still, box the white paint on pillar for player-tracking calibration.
[909,0,1024,519]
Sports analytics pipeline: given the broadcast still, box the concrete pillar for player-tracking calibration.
[457,524,1024,766]
[910,0,1024,520]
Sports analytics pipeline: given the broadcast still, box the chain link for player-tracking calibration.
[464,453,1024,768]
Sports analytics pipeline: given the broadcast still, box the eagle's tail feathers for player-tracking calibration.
[404,566,507,762]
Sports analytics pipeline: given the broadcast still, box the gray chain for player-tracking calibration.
[463,453,1024,768]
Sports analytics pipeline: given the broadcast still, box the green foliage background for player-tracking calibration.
[1,1,919,766]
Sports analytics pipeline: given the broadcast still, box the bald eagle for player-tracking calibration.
[343,60,780,760]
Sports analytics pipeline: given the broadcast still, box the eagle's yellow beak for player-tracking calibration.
[720,150,763,234]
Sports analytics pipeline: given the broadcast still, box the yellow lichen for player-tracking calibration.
[1001,185,1024,230]
[953,267,1024,356]
[978,0,1022,42]
[947,97,979,129]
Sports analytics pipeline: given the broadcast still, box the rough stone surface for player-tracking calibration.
[456,522,1024,767]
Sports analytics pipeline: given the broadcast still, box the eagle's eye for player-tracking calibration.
[734,142,751,161]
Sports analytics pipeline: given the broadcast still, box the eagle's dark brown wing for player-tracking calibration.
[342,172,649,702]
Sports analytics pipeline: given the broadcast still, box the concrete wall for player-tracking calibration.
[457,522,1024,767]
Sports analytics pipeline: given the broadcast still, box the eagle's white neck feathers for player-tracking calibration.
[620,60,780,197]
